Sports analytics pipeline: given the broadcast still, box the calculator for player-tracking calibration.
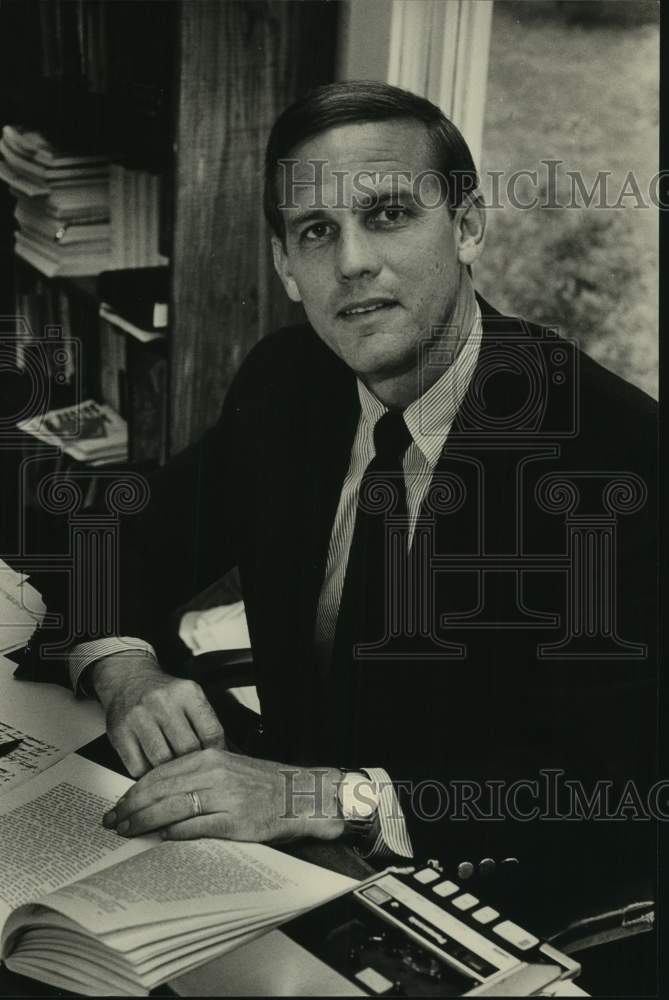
[278,864,582,996]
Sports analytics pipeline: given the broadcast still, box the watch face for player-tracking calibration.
[340,773,378,820]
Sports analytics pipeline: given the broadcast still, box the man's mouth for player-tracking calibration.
[338,298,398,319]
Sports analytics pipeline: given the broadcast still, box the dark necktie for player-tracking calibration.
[328,409,413,759]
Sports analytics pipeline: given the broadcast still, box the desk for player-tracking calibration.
[0,675,657,997]
[0,726,372,1000]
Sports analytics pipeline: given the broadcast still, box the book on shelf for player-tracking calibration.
[0,160,48,197]
[0,136,108,186]
[17,228,110,259]
[12,262,85,395]
[0,753,355,996]
[1,125,108,170]
[99,304,165,344]
[109,164,168,268]
[98,313,168,467]
[17,398,127,465]
[99,317,128,417]
[15,231,112,279]
[126,338,168,466]
[99,265,169,334]
[37,0,110,95]
[44,183,109,221]
[15,201,109,245]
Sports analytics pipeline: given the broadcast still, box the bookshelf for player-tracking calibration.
[0,0,339,463]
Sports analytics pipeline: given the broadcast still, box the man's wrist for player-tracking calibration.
[90,651,161,705]
[284,766,345,841]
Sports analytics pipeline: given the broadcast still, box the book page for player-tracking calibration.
[0,656,105,792]
[0,721,60,792]
[0,754,156,933]
[32,838,356,936]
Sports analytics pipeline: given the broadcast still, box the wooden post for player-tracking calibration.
[170,0,338,454]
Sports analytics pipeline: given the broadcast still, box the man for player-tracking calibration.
[71,83,656,895]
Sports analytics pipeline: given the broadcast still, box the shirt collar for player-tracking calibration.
[356,302,483,467]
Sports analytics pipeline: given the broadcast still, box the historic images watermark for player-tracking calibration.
[339,319,649,665]
[280,768,669,824]
[276,159,668,212]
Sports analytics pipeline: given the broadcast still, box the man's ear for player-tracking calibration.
[271,236,302,303]
[455,193,486,266]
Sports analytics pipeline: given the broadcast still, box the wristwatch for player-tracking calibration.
[336,769,379,841]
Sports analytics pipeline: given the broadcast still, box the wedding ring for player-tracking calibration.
[188,790,203,818]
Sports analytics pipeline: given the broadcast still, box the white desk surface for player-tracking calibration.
[0,655,104,793]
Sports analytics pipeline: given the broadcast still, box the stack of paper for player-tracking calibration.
[0,755,356,996]
[0,125,111,277]
[179,600,252,657]
[17,398,128,466]
[0,655,104,794]
[0,560,45,656]
[98,265,169,344]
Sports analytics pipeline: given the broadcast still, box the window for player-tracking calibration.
[476,0,659,398]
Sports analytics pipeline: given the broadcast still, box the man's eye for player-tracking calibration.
[302,221,334,241]
[372,205,409,225]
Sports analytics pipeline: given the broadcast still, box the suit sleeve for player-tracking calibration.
[75,373,246,667]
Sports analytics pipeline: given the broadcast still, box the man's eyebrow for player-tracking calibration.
[371,182,416,200]
[351,181,418,209]
[285,208,332,233]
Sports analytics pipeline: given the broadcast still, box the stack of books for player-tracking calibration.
[0,127,169,276]
[17,398,128,466]
[0,125,111,277]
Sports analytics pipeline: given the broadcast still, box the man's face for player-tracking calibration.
[272,119,482,383]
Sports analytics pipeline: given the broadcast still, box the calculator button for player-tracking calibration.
[432,879,459,897]
[355,967,394,994]
[479,857,496,876]
[457,861,475,880]
[472,906,499,925]
[452,893,478,911]
[362,885,393,906]
[413,868,441,885]
[493,919,539,951]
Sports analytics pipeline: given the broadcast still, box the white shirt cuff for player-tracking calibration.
[359,766,414,859]
[69,638,158,695]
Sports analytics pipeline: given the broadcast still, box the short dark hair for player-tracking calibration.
[264,79,479,243]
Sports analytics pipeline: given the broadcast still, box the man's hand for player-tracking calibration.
[102,747,345,844]
[91,654,225,778]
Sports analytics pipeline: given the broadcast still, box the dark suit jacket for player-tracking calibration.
[114,296,657,898]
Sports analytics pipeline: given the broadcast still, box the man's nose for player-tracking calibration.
[335,225,382,282]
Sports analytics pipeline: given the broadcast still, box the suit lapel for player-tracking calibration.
[451,292,520,436]
[298,339,361,655]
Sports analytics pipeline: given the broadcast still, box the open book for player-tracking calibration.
[0,753,356,995]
